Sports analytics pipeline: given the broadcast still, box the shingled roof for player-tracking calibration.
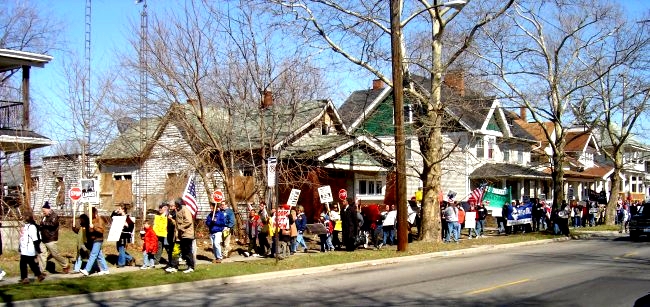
[470,163,550,179]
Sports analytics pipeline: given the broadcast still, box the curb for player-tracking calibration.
[7,237,571,307]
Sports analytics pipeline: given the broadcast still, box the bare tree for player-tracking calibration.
[114,1,331,228]
[269,0,513,242]
[571,17,650,225]
[476,0,642,211]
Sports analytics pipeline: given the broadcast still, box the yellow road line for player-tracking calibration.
[467,279,531,295]
[623,252,638,258]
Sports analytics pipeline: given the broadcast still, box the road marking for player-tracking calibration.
[614,251,638,260]
[466,279,531,295]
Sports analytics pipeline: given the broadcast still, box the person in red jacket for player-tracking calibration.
[141,220,158,269]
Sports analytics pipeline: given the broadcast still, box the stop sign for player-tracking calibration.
[338,189,347,201]
[69,187,82,201]
[212,190,224,203]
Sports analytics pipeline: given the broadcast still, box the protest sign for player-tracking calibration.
[465,212,476,229]
[107,215,126,242]
[507,202,533,226]
[383,210,397,226]
[482,186,512,217]
[306,223,328,234]
[318,186,333,203]
[277,209,291,229]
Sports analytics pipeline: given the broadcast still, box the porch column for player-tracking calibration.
[22,65,32,211]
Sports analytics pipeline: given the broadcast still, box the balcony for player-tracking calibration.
[0,100,24,130]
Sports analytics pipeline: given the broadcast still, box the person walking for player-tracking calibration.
[111,204,135,267]
[80,207,110,276]
[172,198,195,273]
[294,206,308,253]
[140,220,158,269]
[19,215,46,284]
[205,202,227,264]
[153,203,169,266]
[71,214,90,273]
[341,199,360,251]
[39,201,70,274]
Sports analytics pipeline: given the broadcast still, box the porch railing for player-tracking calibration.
[0,100,24,130]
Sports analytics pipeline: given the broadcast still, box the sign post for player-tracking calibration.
[69,187,82,227]
[267,156,277,188]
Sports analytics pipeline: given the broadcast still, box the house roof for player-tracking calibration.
[97,117,163,163]
[0,49,52,72]
[470,163,550,179]
[339,76,536,142]
[98,100,347,163]
[0,129,54,153]
[565,131,595,152]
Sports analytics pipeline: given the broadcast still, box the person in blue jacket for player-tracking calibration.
[206,202,227,263]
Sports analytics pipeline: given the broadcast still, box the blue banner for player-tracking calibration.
[506,202,533,226]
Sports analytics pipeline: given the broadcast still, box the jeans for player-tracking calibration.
[295,232,308,251]
[290,237,297,253]
[258,233,270,256]
[85,241,109,272]
[326,233,334,250]
[383,226,395,245]
[154,236,166,262]
[73,255,84,272]
[117,242,133,266]
[475,219,485,237]
[142,252,154,267]
[446,221,459,242]
[248,236,258,254]
[210,232,223,260]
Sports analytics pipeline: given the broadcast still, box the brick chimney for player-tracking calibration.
[372,79,385,90]
[443,70,465,96]
[261,90,273,109]
[520,107,527,120]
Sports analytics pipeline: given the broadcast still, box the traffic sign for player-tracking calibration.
[69,187,82,201]
[212,190,224,203]
[338,189,347,201]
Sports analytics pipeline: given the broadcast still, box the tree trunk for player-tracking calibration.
[606,152,623,226]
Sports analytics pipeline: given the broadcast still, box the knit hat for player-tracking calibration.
[42,201,50,209]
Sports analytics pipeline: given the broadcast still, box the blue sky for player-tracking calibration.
[22,0,650,155]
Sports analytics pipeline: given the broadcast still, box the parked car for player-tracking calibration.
[629,203,649,240]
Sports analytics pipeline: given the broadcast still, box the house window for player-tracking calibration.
[358,179,384,196]
[476,138,484,158]
[488,139,495,160]
[114,174,133,180]
[503,144,510,162]
[321,120,330,135]
[406,139,412,160]
[404,105,413,123]
[518,144,524,164]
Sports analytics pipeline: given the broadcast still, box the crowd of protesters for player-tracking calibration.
[13,192,644,284]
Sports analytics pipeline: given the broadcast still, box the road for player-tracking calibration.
[80,236,650,306]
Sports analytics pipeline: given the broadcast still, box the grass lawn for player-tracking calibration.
[0,230,561,302]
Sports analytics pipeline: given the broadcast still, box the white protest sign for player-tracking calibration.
[317,186,333,203]
[106,215,127,242]
[408,205,417,224]
[287,189,301,207]
[81,179,99,204]
[465,212,476,229]
[277,209,290,229]
[383,210,397,226]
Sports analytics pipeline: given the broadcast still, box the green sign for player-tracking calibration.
[482,186,512,217]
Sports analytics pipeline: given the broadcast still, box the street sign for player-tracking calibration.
[287,189,301,207]
[338,189,347,201]
[69,187,82,201]
[318,185,333,203]
[267,156,277,188]
[212,190,224,203]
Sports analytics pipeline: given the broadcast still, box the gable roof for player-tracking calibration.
[98,100,348,164]
[338,88,388,129]
[565,131,598,152]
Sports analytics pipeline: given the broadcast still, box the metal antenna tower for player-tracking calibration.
[137,0,149,217]
[82,0,92,179]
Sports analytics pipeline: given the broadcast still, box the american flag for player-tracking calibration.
[182,174,198,217]
[468,185,485,204]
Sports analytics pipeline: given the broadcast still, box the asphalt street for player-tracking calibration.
[27,236,650,306]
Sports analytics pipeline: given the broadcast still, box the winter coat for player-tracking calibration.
[40,211,60,243]
[206,210,227,234]
[175,206,195,240]
[19,223,40,256]
[142,227,159,254]
[87,216,105,243]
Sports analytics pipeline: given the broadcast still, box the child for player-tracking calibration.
[19,215,45,284]
[318,214,333,252]
[141,221,158,269]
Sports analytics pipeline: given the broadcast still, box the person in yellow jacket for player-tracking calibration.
[153,203,169,266]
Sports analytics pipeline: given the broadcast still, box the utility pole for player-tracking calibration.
[390,0,408,252]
